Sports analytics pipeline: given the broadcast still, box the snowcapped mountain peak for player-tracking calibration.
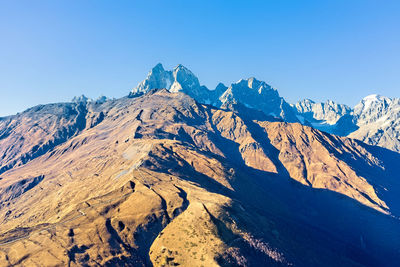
[349,94,400,151]
[232,77,275,94]
[294,99,315,112]
[170,64,200,92]
[130,63,173,96]
[247,77,257,85]
[215,82,227,91]
[294,93,400,152]
[131,64,213,102]
[300,99,315,105]
[294,99,352,125]
[220,77,297,121]
[364,93,379,99]
[130,64,299,122]
[247,77,260,90]
[173,64,190,72]
[229,77,273,95]
[172,64,189,77]
[151,62,165,72]
[357,94,392,109]
[354,94,394,124]
[355,94,391,112]
[362,94,384,101]
[72,94,92,103]
[172,64,200,86]
[360,94,391,104]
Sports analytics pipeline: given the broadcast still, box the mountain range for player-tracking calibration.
[0,64,399,266]
[294,95,400,152]
[131,64,400,153]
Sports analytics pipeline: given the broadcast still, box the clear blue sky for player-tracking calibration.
[0,0,399,116]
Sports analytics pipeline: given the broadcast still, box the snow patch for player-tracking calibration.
[165,78,172,89]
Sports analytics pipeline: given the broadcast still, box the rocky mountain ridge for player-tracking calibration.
[294,94,400,152]
[130,64,298,123]
[132,64,400,153]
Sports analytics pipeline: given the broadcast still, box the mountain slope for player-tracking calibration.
[1,90,400,266]
[0,102,88,175]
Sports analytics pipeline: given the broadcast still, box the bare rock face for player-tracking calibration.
[294,99,352,125]
[0,90,400,266]
[219,78,298,122]
[131,63,173,95]
[130,64,210,104]
[130,64,298,122]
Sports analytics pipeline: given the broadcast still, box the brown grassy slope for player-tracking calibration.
[0,90,399,266]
